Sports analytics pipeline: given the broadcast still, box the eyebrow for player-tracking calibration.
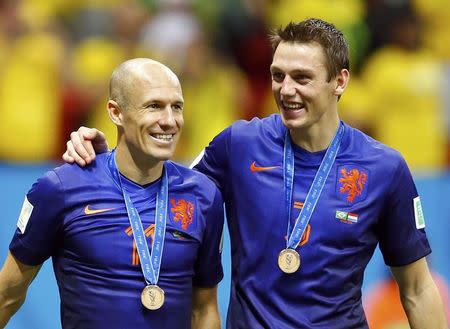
[270,66,315,76]
[139,99,183,109]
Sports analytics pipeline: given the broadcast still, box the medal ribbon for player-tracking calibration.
[284,122,344,249]
[108,150,168,286]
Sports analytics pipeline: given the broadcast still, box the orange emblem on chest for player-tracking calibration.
[170,198,194,230]
[338,168,368,202]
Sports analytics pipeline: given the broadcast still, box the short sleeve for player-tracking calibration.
[377,157,431,266]
[9,170,65,266]
[193,187,224,287]
[193,127,231,194]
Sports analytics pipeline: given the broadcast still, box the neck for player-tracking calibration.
[115,143,163,186]
[289,113,340,152]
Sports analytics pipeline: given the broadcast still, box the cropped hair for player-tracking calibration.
[270,18,349,81]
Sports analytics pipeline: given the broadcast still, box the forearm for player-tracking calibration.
[0,286,26,327]
[191,304,221,329]
[0,252,41,328]
[400,279,448,329]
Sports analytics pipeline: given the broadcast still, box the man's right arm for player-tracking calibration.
[62,127,109,166]
[0,252,41,328]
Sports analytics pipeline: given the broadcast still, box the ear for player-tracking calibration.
[334,69,350,97]
[107,100,123,126]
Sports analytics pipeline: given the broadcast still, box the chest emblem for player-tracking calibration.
[170,198,195,230]
[338,167,368,203]
[335,211,359,224]
[84,205,114,215]
[250,161,279,172]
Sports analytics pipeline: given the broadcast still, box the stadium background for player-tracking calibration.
[0,0,449,328]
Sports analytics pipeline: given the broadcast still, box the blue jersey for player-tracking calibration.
[194,114,431,329]
[10,152,224,329]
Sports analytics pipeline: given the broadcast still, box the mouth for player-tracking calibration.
[280,101,305,112]
[149,133,175,143]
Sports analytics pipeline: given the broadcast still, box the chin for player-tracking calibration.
[280,115,307,130]
[149,154,173,162]
[150,149,176,161]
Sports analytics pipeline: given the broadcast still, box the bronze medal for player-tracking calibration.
[278,248,300,273]
[141,285,165,310]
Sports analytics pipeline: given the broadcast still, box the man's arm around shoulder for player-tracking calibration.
[192,285,221,329]
[0,252,41,328]
[391,257,448,329]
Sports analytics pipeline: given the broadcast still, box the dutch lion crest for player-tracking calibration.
[338,168,368,203]
[170,198,195,230]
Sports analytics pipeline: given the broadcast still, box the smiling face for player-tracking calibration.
[110,61,184,166]
[270,41,343,133]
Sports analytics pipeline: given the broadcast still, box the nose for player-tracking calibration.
[280,76,296,97]
[159,106,176,128]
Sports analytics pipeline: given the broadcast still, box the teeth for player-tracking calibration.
[153,134,173,141]
[283,103,303,109]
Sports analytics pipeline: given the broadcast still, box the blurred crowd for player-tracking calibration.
[0,0,449,172]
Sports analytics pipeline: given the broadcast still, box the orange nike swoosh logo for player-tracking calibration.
[84,205,114,215]
[250,161,279,172]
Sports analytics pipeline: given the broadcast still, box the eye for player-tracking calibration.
[172,104,183,111]
[146,103,160,110]
[293,75,310,84]
[271,72,285,83]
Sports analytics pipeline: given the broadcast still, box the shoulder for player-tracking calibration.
[200,114,283,160]
[167,161,219,194]
[166,161,223,216]
[52,152,110,187]
[229,114,284,139]
[343,123,406,172]
[29,169,63,197]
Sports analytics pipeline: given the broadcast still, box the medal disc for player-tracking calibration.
[141,285,165,310]
[278,248,300,273]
